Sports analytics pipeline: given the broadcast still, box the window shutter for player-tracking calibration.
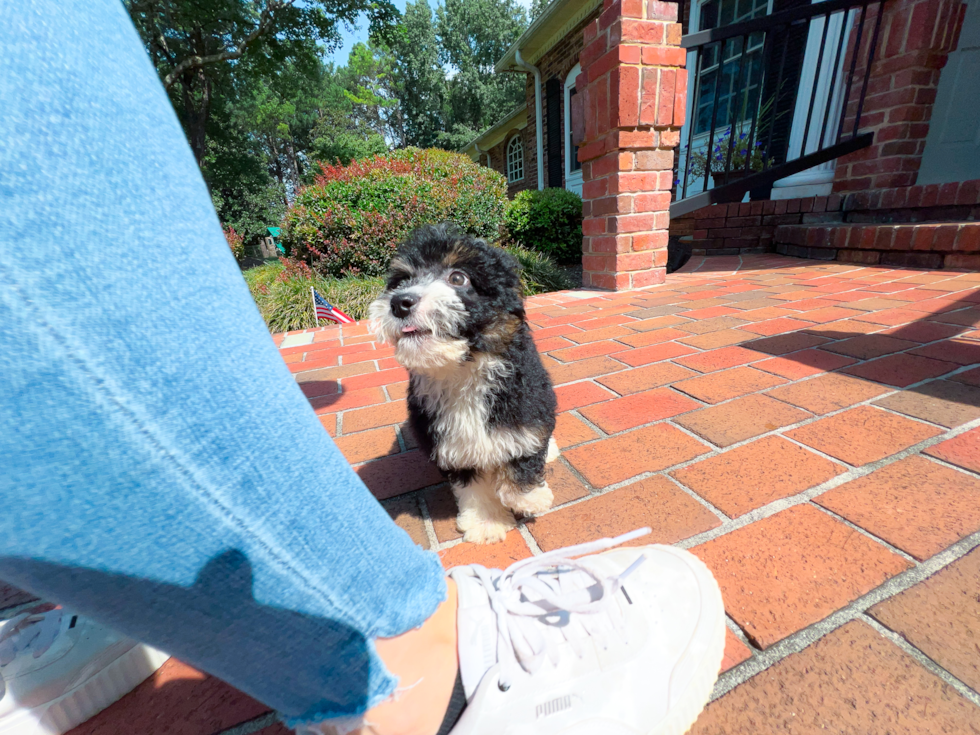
[546,78,562,188]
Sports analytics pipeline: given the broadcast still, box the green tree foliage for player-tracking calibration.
[378,0,530,149]
[436,0,528,139]
[125,0,396,164]
[386,0,448,148]
[308,44,395,169]
[125,0,534,249]
[126,0,399,243]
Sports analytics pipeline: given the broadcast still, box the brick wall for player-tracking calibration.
[675,196,846,255]
[522,9,603,190]
[486,128,533,198]
[673,177,980,268]
[833,0,967,193]
[575,0,687,289]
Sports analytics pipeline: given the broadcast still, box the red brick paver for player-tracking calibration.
[66,659,269,735]
[692,505,911,648]
[67,254,980,733]
[869,546,980,691]
[690,621,980,734]
[786,405,942,466]
[815,456,980,560]
[672,436,844,517]
[926,426,980,473]
[528,476,721,551]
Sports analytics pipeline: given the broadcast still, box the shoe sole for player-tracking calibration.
[0,644,170,735]
[644,546,726,735]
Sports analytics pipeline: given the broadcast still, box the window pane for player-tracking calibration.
[568,87,581,172]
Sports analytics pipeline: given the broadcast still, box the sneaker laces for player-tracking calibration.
[0,609,63,667]
[469,528,651,691]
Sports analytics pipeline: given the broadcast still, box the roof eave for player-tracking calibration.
[494,0,604,72]
[458,104,529,156]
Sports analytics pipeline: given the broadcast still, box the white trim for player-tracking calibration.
[564,63,583,196]
[514,49,545,190]
[507,135,526,183]
[459,105,527,158]
[495,0,603,72]
[773,0,853,194]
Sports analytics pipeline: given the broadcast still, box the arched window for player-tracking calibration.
[506,135,524,183]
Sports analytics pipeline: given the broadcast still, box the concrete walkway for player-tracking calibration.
[4,254,975,734]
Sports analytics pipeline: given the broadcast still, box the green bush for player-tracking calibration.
[503,244,575,295]
[504,188,583,264]
[244,246,573,333]
[281,148,508,278]
[244,259,384,333]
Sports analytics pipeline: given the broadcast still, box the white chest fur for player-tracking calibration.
[413,354,544,471]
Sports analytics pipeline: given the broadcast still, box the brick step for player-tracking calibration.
[774,221,980,270]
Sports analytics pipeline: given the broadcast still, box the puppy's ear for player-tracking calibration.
[472,312,523,354]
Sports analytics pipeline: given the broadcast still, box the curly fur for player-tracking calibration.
[369,224,558,544]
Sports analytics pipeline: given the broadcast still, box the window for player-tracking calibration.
[506,135,524,183]
[564,63,583,196]
[692,0,769,135]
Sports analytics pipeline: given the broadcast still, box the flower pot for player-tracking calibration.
[711,171,750,187]
[711,170,772,201]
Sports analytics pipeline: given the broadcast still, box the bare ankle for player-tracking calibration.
[351,579,459,735]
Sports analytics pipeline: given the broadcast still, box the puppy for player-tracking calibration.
[369,224,559,544]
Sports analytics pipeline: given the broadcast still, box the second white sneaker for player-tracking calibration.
[0,607,170,735]
[447,529,726,735]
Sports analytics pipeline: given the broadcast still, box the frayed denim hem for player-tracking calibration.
[283,555,448,733]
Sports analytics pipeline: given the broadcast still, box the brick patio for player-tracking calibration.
[5,253,979,734]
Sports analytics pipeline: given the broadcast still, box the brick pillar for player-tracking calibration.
[573,0,686,290]
[833,0,967,193]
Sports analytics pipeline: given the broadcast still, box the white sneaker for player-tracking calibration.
[0,607,170,735]
[447,529,726,735]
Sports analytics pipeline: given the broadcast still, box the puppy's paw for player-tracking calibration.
[499,481,554,517]
[545,436,560,463]
[461,517,514,545]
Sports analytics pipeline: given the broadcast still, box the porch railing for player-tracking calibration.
[670,0,886,217]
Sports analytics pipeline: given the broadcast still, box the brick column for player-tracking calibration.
[833,0,967,193]
[573,0,686,290]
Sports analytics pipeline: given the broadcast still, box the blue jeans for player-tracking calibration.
[0,0,446,728]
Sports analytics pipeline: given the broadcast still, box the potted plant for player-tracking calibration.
[684,128,770,187]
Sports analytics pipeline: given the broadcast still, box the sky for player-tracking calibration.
[325,0,534,66]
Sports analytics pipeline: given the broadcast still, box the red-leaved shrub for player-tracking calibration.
[224,226,245,261]
[281,148,507,277]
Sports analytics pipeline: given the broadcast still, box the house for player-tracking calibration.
[463,0,980,289]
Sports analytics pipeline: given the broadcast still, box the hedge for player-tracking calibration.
[281,148,508,278]
[504,188,583,264]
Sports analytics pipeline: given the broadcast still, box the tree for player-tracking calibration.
[125,0,397,164]
[529,0,551,19]
[436,0,527,135]
[308,49,393,169]
[386,0,448,148]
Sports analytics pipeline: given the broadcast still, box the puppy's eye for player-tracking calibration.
[447,271,469,287]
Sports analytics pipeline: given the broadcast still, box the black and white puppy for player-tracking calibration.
[369,224,559,544]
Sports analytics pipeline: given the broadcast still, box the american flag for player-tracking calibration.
[311,288,355,324]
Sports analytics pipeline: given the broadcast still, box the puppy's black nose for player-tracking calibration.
[390,292,419,319]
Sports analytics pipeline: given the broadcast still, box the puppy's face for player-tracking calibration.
[369,227,524,374]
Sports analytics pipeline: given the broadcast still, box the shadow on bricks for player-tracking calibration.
[0,550,374,730]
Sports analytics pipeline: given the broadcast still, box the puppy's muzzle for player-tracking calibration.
[390,292,419,319]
